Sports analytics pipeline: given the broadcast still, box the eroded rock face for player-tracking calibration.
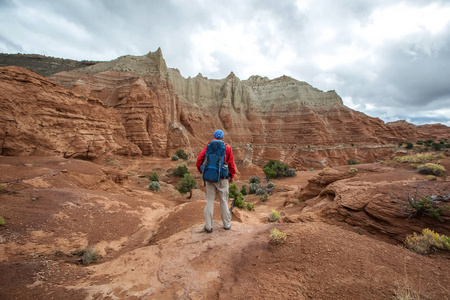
[0,66,141,158]
[286,164,450,242]
[4,49,449,167]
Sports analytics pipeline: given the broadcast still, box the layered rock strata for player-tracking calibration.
[0,53,98,76]
[0,66,141,158]
[3,49,449,168]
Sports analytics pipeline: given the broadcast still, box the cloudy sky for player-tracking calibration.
[1,0,450,126]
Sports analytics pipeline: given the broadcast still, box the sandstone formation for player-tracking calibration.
[286,164,450,242]
[0,66,141,158]
[2,49,449,168]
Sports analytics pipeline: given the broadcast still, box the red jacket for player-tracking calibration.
[196,139,236,178]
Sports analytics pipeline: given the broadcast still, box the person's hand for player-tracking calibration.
[229,177,234,183]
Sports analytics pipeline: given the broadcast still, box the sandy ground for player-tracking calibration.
[0,155,449,299]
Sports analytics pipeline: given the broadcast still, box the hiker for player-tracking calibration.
[196,129,236,233]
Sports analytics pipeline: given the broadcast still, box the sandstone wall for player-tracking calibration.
[0,66,141,158]
[4,49,448,168]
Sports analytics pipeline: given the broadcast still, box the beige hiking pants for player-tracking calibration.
[204,179,231,230]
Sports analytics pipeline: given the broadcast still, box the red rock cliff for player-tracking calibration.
[0,66,141,158]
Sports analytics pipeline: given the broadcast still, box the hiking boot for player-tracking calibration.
[223,225,231,230]
[204,226,213,233]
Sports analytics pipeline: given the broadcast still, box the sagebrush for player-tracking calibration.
[269,228,287,245]
[269,210,281,222]
[405,228,450,254]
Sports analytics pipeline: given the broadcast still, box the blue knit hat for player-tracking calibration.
[214,129,224,139]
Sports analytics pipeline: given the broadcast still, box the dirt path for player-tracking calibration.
[0,156,449,299]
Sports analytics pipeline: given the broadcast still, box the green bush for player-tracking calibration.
[263,160,291,178]
[240,185,248,196]
[402,195,450,222]
[267,182,274,189]
[405,142,414,149]
[269,210,281,222]
[431,142,444,151]
[177,173,197,199]
[148,172,159,182]
[424,139,434,147]
[229,183,238,199]
[171,155,179,161]
[417,163,446,177]
[80,247,101,265]
[234,195,245,209]
[246,202,254,211]
[263,166,278,179]
[173,164,189,177]
[249,176,261,184]
[260,193,268,202]
[175,149,188,160]
[416,140,424,145]
[149,181,161,191]
[0,216,5,226]
[347,159,360,165]
[249,183,259,194]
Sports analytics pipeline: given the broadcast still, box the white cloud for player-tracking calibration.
[1,0,449,127]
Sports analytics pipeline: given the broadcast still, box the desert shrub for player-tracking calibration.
[248,183,259,194]
[309,168,315,171]
[267,182,274,189]
[255,188,265,196]
[260,193,268,202]
[147,172,159,182]
[394,153,445,163]
[249,176,261,184]
[240,185,248,196]
[424,139,434,147]
[175,149,188,160]
[149,181,161,191]
[398,191,450,222]
[405,142,414,149]
[263,166,277,179]
[398,142,404,147]
[171,155,179,161]
[416,140,424,145]
[431,142,444,151]
[349,167,358,174]
[285,169,296,177]
[426,175,437,181]
[269,228,287,245]
[269,210,281,222]
[234,195,245,209]
[347,159,360,165]
[0,216,5,226]
[246,202,254,211]
[405,228,450,254]
[80,247,101,265]
[417,163,446,177]
[263,160,292,178]
[229,184,238,199]
[293,199,299,204]
[173,164,189,177]
[177,173,197,199]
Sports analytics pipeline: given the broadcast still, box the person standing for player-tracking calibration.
[196,130,236,233]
